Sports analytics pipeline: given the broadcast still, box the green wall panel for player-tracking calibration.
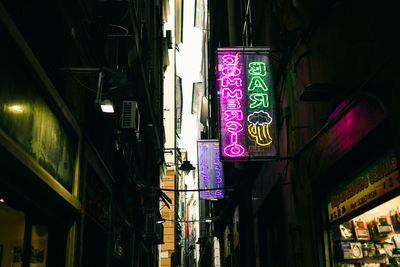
[0,44,76,192]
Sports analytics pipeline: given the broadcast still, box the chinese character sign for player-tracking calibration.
[217,48,278,160]
[197,140,224,199]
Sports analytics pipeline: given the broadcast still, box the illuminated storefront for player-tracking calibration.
[327,152,400,266]
[305,94,400,266]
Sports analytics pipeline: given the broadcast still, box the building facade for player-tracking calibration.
[205,0,400,266]
[0,0,168,266]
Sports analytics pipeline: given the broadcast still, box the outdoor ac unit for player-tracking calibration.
[121,100,140,134]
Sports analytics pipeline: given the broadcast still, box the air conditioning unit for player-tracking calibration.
[121,101,140,138]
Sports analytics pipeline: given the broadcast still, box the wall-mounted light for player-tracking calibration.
[178,160,195,172]
[178,160,195,176]
[100,99,114,113]
[163,148,195,175]
[95,72,115,113]
[155,213,166,224]
[9,105,23,113]
[59,68,121,114]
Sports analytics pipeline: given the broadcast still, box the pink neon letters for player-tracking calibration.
[220,54,245,157]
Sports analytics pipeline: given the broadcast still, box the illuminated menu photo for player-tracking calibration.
[197,140,224,199]
[217,47,278,161]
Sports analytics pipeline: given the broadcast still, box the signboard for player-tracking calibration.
[328,153,399,222]
[197,140,224,199]
[217,47,278,161]
[309,95,386,178]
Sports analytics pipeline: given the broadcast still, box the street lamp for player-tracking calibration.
[178,160,195,175]
[163,148,196,175]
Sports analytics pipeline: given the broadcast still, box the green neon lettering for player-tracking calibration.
[249,94,269,109]
[248,76,268,92]
[249,62,266,76]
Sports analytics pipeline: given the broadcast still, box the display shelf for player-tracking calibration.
[336,254,388,264]
[332,195,400,266]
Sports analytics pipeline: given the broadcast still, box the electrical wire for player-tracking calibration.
[150,185,236,192]
[108,24,129,36]
[72,76,97,93]
[163,218,218,223]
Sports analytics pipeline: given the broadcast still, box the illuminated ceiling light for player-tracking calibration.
[100,99,114,113]
[9,105,23,113]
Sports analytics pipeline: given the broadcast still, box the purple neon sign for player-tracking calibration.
[220,54,246,157]
[197,140,224,199]
[217,48,278,160]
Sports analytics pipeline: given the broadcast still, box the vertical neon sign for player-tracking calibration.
[220,54,245,157]
[247,62,273,146]
[217,48,278,160]
[197,140,224,199]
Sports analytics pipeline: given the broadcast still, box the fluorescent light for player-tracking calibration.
[101,104,114,113]
[9,105,23,113]
[100,99,114,113]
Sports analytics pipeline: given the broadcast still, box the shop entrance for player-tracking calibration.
[0,187,69,267]
[325,152,400,266]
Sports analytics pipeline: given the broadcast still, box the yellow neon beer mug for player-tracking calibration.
[248,123,272,146]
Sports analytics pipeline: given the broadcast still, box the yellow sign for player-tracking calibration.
[328,154,399,222]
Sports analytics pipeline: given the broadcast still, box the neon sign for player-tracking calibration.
[247,62,273,146]
[220,54,245,157]
[197,140,224,199]
[217,48,278,160]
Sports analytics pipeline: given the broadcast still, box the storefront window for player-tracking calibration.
[0,200,50,267]
[327,153,400,266]
[0,200,25,267]
[331,195,400,266]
